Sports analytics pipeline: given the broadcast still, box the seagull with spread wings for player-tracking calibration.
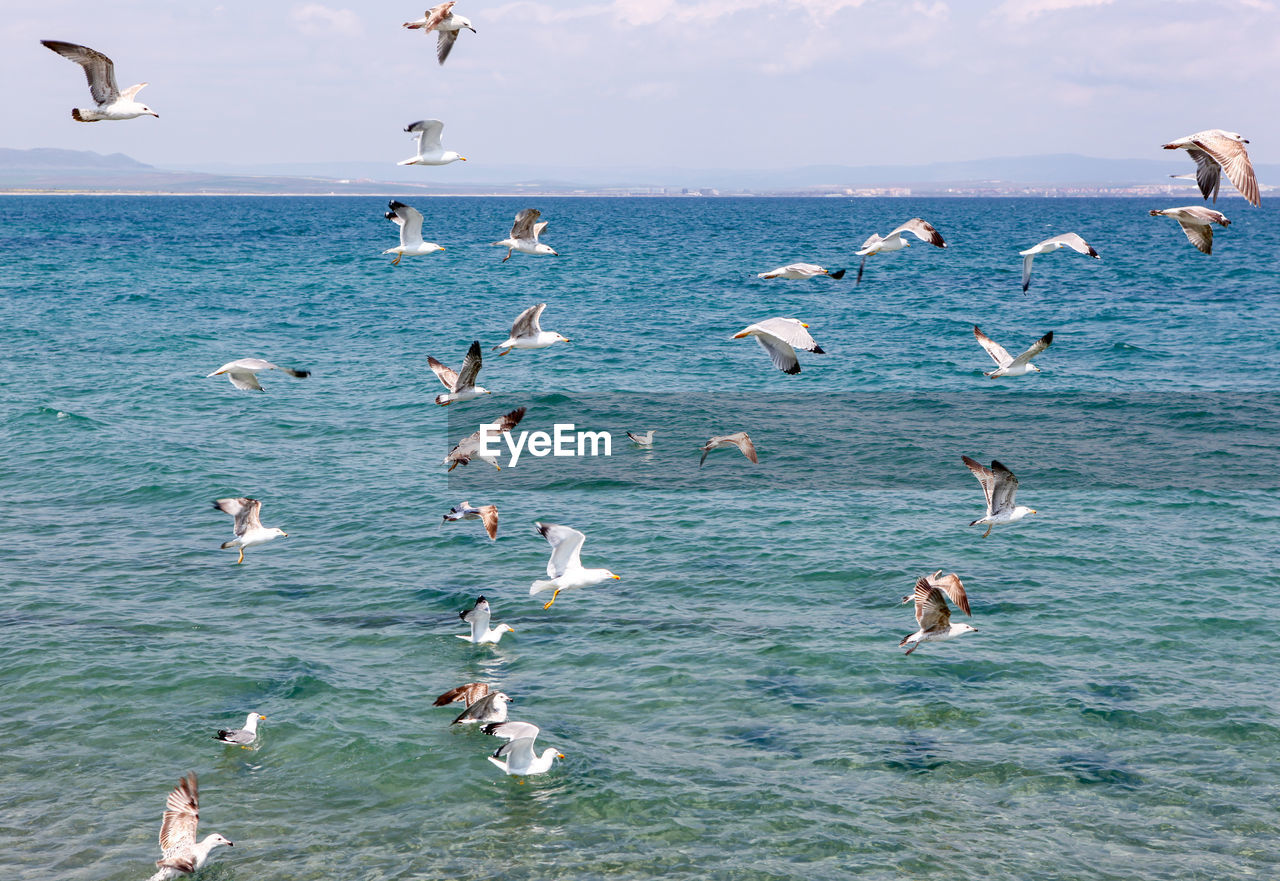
[972,326,1053,378]
[854,218,946,285]
[206,358,310,392]
[429,340,489,406]
[457,595,514,644]
[530,522,620,610]
[732,318,826,375]
[402,2,476,65]
[1149,206,1231,254]
[1019,233,1098,292]
[962,457,1036,538]
[443,407,525,471]
[442,501,499,540]
[1163,130,1260,207]
[757,263,845,280]
[398,119,467,166]
[383,200,444,264]
[898,575,977,656]
[699,432,758,468]
[493,209,557,261]
[492,303,570,354]
[483,721,564,776]
[145,773,233,881]
[451,690,511,725]
[212,498,287,564]
[41,40,158,122]
[899,571,970,615]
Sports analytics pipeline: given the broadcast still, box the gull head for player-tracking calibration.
[457,16,476,31]
[204,834,234,849]
[554,333,571,343]
[606,571,621,580]
[1032,364,1042,373]
[496,624,515,635]
[534,244,557,256]
[137,105,159,118]
[476,385,493,396]
[270,528,289,539]
[959,624,978,635]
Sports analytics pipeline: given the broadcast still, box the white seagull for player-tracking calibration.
[383,200,443,264]
[1019,233,1098,292]
[206,358,310,392]
[429,340,490,406]
[962,456,1036,538]
[452,690,511,725]
[855,218,946,285]
[457,595,514,644]
[212,498,287,564]
[145,773,233,881]
[1163,129,1260,207]
[403,2,476,65]
[732,317,825,375]
[627,430,655,447]
[530,522,620,610]
[492,303,569,355]
[442,501,499,540]
[443,406,525,471]
[41,40,158,122]
[494,209,557,262]
[398,119,467,166]
[699,432,758,468]
[972,326,1053,378]
[899,575,977,656]
[757,263,845,280]
[213,713,266,748]
[1149,206,1231,254]
[483,721,564,776]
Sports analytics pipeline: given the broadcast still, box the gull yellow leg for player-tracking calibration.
[542,589,561,610]
[981,524,992,538]
[236,547,245,564]
[392,252,402,266]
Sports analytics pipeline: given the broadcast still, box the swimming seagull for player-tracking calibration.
[206,359,310,392]
[429,340,490,406]
[457,595,514,644]
[855,218,946,285]
[483,721,564,776]
[757,263,845,280]
[1163,130,1260,207]
[452,690,511,725]
[398,119,467,166]
[899,575,977,656]
[699,432,758,468]
[145,773,233,881]
[492,303,569,355]
[41,40,158,122]
[1019,233,1098,292]
[402,2,476,65]
[732,318,826,375]
[433,682,490,707]
[494,209,557,262]
[898,571,971,616]
[212,498,288,564]
[213,713,266,748]
[627,431,655,446]
[972,326,1053,378]
[443,406,526,471]
[961,456,1036,538]
[383,200,443,264]
[530,522,620,610]
[442,501,499,539]
[1149,206,1231,254]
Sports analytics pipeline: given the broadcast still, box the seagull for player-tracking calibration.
[442,501,499,540]
[41,40,158,122]
[483,721,564,776]
[962,456,1036,538]
[627,430,655,446]
[493,209,557,262]
[452,690,511,725]
[1149,206,1231,254]
[398,119,466,166]
[383,200,443,265]
[443,406,525,471]
[145,773,233,881]
[491,303,569,355]
[429,340,490,406]
[1019,234,1098,292]
[530,522,620,610]
[854,218,946,284]
[457,595,514,644]
[434,682,490,707]
[699,432,758,468]
[402,2,476,65]
[972,326,1053,378]
[899,575,977,656]
[898,571,971,616]
[731,318,826,375]
[757,263,845,280]
[212,498,287,564]
[206,358,309,392]
[213,713,266,749]
[1163,130,1260,207]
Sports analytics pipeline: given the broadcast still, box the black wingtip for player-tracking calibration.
[811,345,826,355]
[828,269,846,280]
[784,364,801,375]
[1042,331,1054,344]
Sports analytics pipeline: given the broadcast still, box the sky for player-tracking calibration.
[3,0,1278,172]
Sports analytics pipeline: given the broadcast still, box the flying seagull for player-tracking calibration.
[627,430,655,447]
[972,326,1053,378]
[402,2,476,65]
[145,773,233,881]
[433,682,491,707]
[41,40,158,122]
[442,501,499,540]
[452,690,511,725]
[899,571,971,616]
[492,303,569,355]
[213,713,266,749]
[1163,129,1260,207]
[494,209,557,262]
[1019,233,1098,292]
[732,317,825,375]
[1149,206,1231,254]
[699,432,758,468]
[212,498,287,564]
[206,358,310,392]
[429,340,490,406]
[398,119,466,166]
[855,218,946,285]
[443,406,525,471]
[756,263,845,280]
[899,575,977,656]
[530,522,620,610]
[962,456,1036,538]
[483,721,564,776]
[383,200,443,264]
[457,595,514,644]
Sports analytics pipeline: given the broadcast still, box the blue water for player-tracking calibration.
[1,195,1278,880]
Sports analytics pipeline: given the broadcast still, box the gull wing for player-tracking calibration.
[437,30,460,64]
[460,596,491,633]
[510,208,541,240]
[927,572,970,616]
[1007,331,1053,371]
[754,334,800,374]
[891,218,946,248]
[406,119,445,154]
[1047,232,1098,257]
[453,341,483,392]
[425,1,456,31]
[701,432,757,467]
[214,498,262,536]
[434,682,489,706]
[533,220,549,241]
[1184,149,1221,203]
[510,303,546,338]
[452,691,503,724]
[483,720,540,742]
[386,200,425,248]
[42,41,120,104]
[754,318,822,353]
[1194,133,1259,207]
[1021,254,1036,292]
[157,773,199,859]
[972,326,1013,368]
[1175,218,1215,254]
[856,232,884,255]
[495,406,526,433]
[912,578,952,632]
[961,456,995,513]
[427,356,459,390]
[536,522,586,578]
[989,460,1020,515]
[477,505,499,540]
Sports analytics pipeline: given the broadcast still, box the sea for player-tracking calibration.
[1,194,1278,880]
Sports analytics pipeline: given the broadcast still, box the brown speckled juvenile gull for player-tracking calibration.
[146,773,233,881]
[1163,130,1260,207]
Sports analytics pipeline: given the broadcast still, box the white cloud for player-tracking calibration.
[992,0,1115,23]
[291,4,363,36]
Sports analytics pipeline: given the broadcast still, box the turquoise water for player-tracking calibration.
[1,195,1278,880]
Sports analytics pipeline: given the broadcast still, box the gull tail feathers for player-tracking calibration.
[530,579,556,595]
